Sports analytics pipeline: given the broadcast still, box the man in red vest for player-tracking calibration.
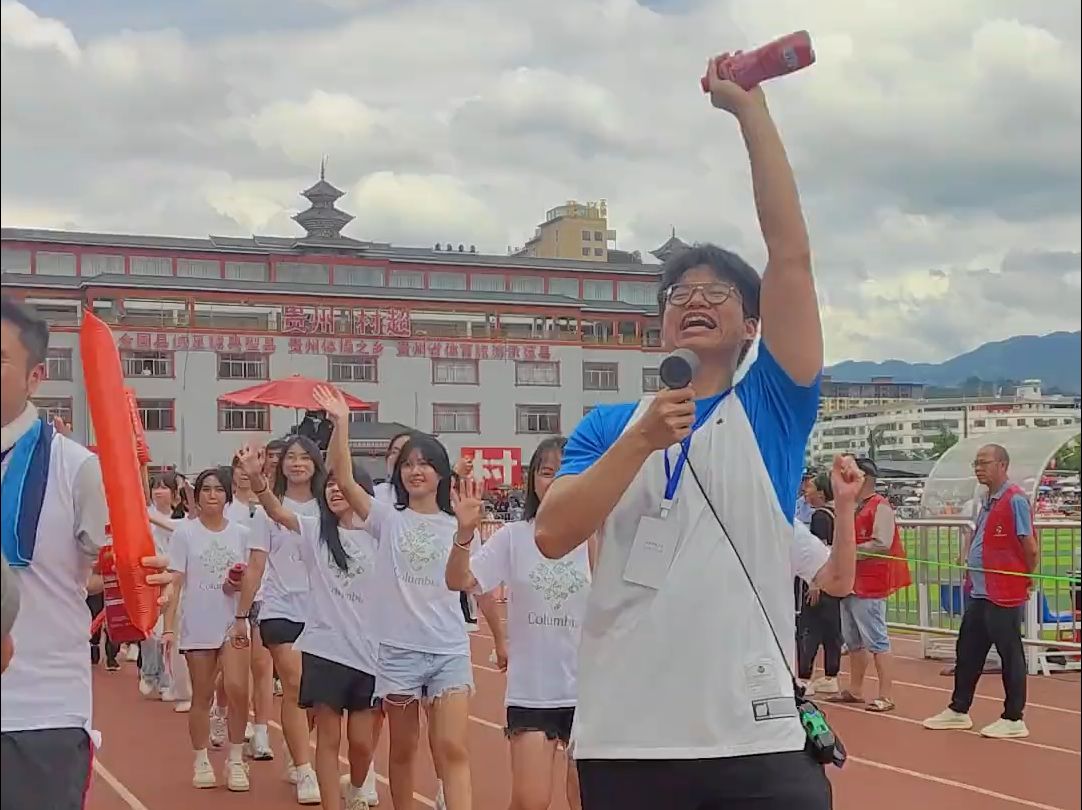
[829,458,909,713]
[924,444,1036,739]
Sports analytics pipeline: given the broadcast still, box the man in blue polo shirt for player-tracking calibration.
[535,57,855,809]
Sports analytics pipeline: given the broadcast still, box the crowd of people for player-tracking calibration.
[0,52,1047,810]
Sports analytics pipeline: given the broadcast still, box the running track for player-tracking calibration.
[87,628,1081,810]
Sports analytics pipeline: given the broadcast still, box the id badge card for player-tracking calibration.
[623,514,679,589]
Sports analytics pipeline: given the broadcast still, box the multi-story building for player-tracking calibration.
[2,176,670,482]
[818,375,924,415]
[512,200,617,262]
[807,381,1081,465]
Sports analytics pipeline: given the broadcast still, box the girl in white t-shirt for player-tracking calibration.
[239,443,383,810]
[224,455,275,762]
[163,468,252,793]
[314,385,478,810]
[234,436,323,804]
[446,437,592,810]
[373,430,416,503]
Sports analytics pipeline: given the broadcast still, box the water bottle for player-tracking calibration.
[700,31,815,92]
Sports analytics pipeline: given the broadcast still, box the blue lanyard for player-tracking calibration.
[661,394,727,516]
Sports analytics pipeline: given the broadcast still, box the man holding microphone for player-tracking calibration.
[536,54,855,808]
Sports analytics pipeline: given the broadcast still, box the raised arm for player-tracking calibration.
[237,444,299,534]
[706,55,821,384]
[313,385,373,522]
[813,456,859,597]
[445,477,485,592]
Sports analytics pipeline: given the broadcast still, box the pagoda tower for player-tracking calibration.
[292,157,354,240]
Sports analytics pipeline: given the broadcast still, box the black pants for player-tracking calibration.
[86,593,119,664]
[578,749,832,810]
[1,728,93,810]
[797,596,842,680]
[460,591,475,624]
[949,597,1027,721]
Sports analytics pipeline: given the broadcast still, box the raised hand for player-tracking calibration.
[236,444,265,479]
[51,415,72,436]
[452,454,474,480]
[312,384,350,423]
[450,475,484,536]
[830,454,864,505]
[632,387,697,452]
[704,52,765,115]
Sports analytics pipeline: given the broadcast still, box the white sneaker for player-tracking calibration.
[798,680,815,696]
[244,722,254,741]
[174,700,192,713]
[193,758,217,789]
[244,728,274,761]
[138,677,155,697]
[210,711,227,748]
[296,769,321,804]
[286,757,297,784]
[361,765,379,805]
[812,676,840,694]
[979,718,1029,739]
[435,780,447,810]
[226,759,250,792]
[922,708,974,730]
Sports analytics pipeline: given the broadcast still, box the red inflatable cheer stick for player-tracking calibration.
[700,30,815,92]
[81,312,160,637]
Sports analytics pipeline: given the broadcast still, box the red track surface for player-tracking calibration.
[86,629,1080,810]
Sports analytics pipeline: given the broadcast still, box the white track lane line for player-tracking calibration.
[92,759,152,810]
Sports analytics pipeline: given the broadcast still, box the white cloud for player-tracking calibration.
[1,0,1079,364]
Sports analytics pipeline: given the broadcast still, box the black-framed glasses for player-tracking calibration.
[663,281,738,307]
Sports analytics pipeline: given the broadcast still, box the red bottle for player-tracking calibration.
[700,31,815,92]
[224,562,246,595]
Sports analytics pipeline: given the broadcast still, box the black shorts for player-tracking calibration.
[577,748,832,810]
[1,728,93,810]
[505,705,575,745]
[260,618,304,647]
[298,653,379,713]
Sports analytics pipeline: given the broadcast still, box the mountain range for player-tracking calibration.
[826,331,1082,395]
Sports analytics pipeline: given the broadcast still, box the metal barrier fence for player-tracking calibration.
[887,519,1081,675]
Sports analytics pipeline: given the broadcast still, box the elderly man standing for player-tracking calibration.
[924,444,1036,739]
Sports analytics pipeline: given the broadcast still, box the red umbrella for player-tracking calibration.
[218,375,370,411]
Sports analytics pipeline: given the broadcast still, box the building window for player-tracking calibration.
[433,359,479,385]
[45,348,73,381]
[548,277,579,298]
[972,419,986,428]
[583,362,618,391]
[517,404,560,434]
[582,230,592,241]
[218,403,270,432]
[642,367,660,393]
[137,399,176,431]
[122,350,174,378]
[470,274,506,292]
[510,276,544,295]
[277,262,329,284]
[349,406,378,424]
[82,254,124,277]
[32,397,72,428]
[581,248,591,257]
[618,281,658,304]
[335,266,384,287]
[593,247,604,256]
[1,248,31,274]
[217,352,269,380]
[328,355,378,383]
[225,261,268,282]
[36,252,76,276]
[177,259,220,279]
[583,280,614,301]
[433,403,480,433]
[390,270,424,289]
[429,271,467,291]
[130,256,173,276]
[995,419,1008,427]
[594,231,604,241]
[516,361,559,387]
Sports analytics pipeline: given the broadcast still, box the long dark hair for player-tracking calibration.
[390,434,453,515]
[273,435,327,501]
[524,437,566,521]
[319,462,374,572]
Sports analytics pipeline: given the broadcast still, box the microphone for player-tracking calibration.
[659,348,699,390]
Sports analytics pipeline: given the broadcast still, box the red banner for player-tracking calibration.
[461,447,523,489]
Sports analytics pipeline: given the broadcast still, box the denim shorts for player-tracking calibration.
[374,643,473,702]
[840,595,890,654]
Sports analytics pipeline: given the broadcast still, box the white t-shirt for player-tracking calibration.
[365,498,468,656]
[792,521,830,585]
[471,520,590,708]
[293,515,380,674]
[224,499,258,527]
[374,481,395,503]
[248,496,319,623]
[168,518,249,650]
[149,506,185,556]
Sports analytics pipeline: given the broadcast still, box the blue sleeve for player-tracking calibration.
[557,403,637,478]
[1010,494,1033,539]
[735,342,821,524]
